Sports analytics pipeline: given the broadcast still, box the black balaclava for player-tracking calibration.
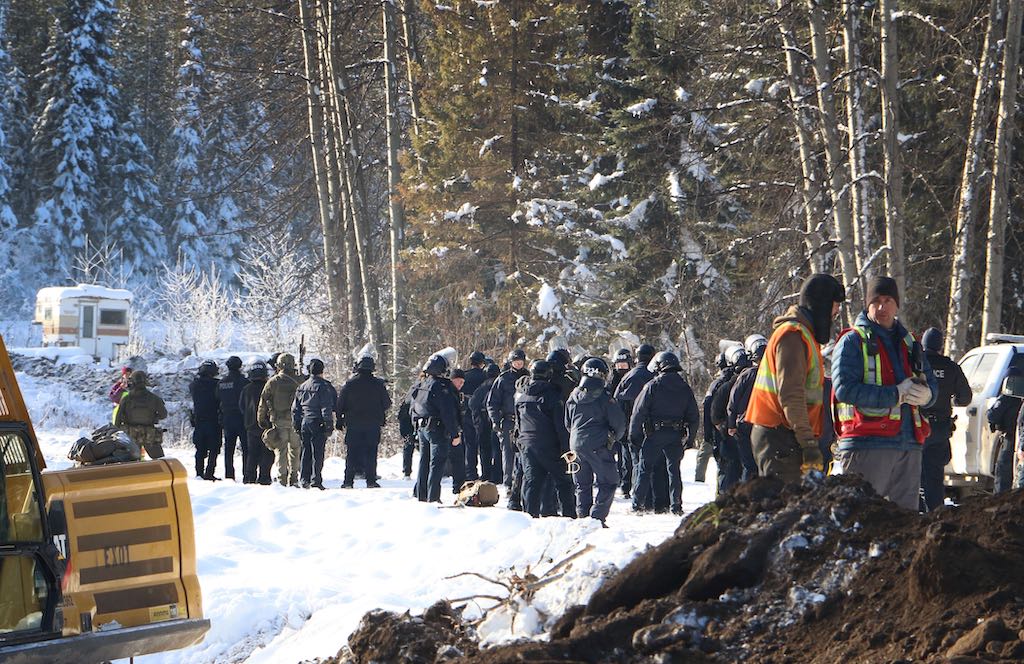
[798,273,846,344]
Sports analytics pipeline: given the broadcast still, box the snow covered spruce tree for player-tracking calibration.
[0,0,19,240]
[108,106,166,271]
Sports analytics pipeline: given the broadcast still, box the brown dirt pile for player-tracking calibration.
[336,475,1024,663]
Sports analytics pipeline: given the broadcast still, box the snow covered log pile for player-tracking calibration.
[339,476,1024,663]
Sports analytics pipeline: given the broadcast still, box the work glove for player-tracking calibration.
[800,442,824,473]
[904,382,932,407]
[895,378,916,403]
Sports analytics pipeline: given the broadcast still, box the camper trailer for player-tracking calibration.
[33,285,132,360]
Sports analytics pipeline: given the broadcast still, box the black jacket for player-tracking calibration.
[217,369,248,417]
[487,368,527,427]
[988,394,1022,437]
[189,375,220,424]
[293,375,338,428]
[630,371,700,448]
[409,375,461,439]
[711,372,740,429]
[336,371,392,429]
[240,379,267,430]
[462,367,487,403]
[398,397,414,438]
[921,351,972,420]
[565,378,626,454]
[726,365,758,430]
[703,368,735,443]
[515,378,569,453]
[470,378,495,429]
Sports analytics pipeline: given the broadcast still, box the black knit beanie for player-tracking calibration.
[865,276,900,307]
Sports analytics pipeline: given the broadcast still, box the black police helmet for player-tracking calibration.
[508,348,527,363]
[651,351,681,373]
[547,348,571,367]
[247,360,269,380]
[423,354,449,377]
[530,359,552,380]
[614,348,633,365]
[581,357,609,379]
[198,360,218,377]
[268,352,280,370]
[485,363,500,378]
[469,351,486,366]
[637,343,656,364]
[716,351,729,369]
[226,355,242,370]
[307,358,325,375]
[355,355,376,372]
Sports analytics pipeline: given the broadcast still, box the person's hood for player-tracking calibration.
[773,305,819,343]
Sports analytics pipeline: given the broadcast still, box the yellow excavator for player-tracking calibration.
[0,334,209,663]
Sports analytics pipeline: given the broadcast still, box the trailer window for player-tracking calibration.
[99,309,127,326]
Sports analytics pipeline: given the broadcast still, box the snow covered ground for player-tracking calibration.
[26,372,717,664]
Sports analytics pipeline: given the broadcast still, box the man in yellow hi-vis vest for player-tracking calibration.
[746,274,846,482]
[831,276,936,510]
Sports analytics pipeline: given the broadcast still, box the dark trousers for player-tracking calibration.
[615,440,633,496]
[508,445,525,511]
[717,431,743,493]
[193,420,221,478]
[222,412,246,479]
[300,419,327,487]
[402,435,417,476]
[522,445,576,518]
[630,441,669,511]
[476,417,494,482]
[751,425,802,483]
[920,418,952,509]
[345,426,381,485]
[735,423,758,481]
[244,425,275,484]
[498,422,516,487]
[994,431,1015,494]
[574,445,619,521]
[633,432,684,513]
[487,427,503,484]
[449,439,466,493]
[415,428,450,502]
[462,418,479,481]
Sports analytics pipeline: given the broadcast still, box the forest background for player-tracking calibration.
[1,0,1022,392]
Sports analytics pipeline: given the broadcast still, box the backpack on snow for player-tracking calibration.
[68,425,141,465]
[456,480,500,507]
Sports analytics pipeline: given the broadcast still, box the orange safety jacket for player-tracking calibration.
[832,326,931,445]
[745,320,824,438]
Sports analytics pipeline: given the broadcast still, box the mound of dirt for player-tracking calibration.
[338,475,1024,663]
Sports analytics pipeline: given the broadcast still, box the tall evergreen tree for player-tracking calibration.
[109,106,166,270]
[0,0,19,237]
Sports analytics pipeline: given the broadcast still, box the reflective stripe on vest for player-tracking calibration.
[835,326,930,444]
[746,320,824,437]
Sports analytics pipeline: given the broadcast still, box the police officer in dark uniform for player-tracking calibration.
[189,359,221,480]
[988,365,1024,494]
[516,359,575,517]
[398,393,417,479]
[608,348,633,495]
[336,355,392,488]
[411,354,461,502]
[700,352,732,483]
[292,358,337,489]
[919,328,972,509]
[630,351,699,515]
[461,352,488,480]
[615,343,668,508]
[471,363,501,483]
[711,346,749,492]
[487,349,528,488]
[218,355,249,480]
[240,360,274,484]
[547,349,577,401]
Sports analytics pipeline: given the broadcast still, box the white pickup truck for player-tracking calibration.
[946,333,1024,498]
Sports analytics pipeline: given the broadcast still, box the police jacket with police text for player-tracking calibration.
[487,368,527,427]
[240,379,267,431]
[921,351,972,421]
[217,369,248,418]
[565,378,626,454]
[515,379,569,453]
[336,371,392,429]
[189,375,220,424]
[293,375,338,429]
[630,371,699,447]
[409,376,461,439]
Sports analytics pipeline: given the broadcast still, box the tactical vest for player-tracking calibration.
[833,326,930,444]
[745,320,824,438]
[267,373,300,421]
[125,391,158,426]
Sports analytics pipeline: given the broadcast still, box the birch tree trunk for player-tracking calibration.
[401,0,422,141]
[297,0,345,351]
[777,4,827,271]
[805,0,859,300]
[879,0,906,293]
[382,0,407,380]
[508,0,521,267]
[945,0,1005,357]
[842,0,874,282]
[981,0,1023,340]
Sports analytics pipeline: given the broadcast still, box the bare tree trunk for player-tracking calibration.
[509,0,521,267]
[879,0,906,293]
[945,0,1005,357]
[981,0,1023,340]
[777,3,827,271]
[805,0,859,299]
[297,0,345,351]
[842,0,874,283]
[400,0,422,140]
[382,0,407,380]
